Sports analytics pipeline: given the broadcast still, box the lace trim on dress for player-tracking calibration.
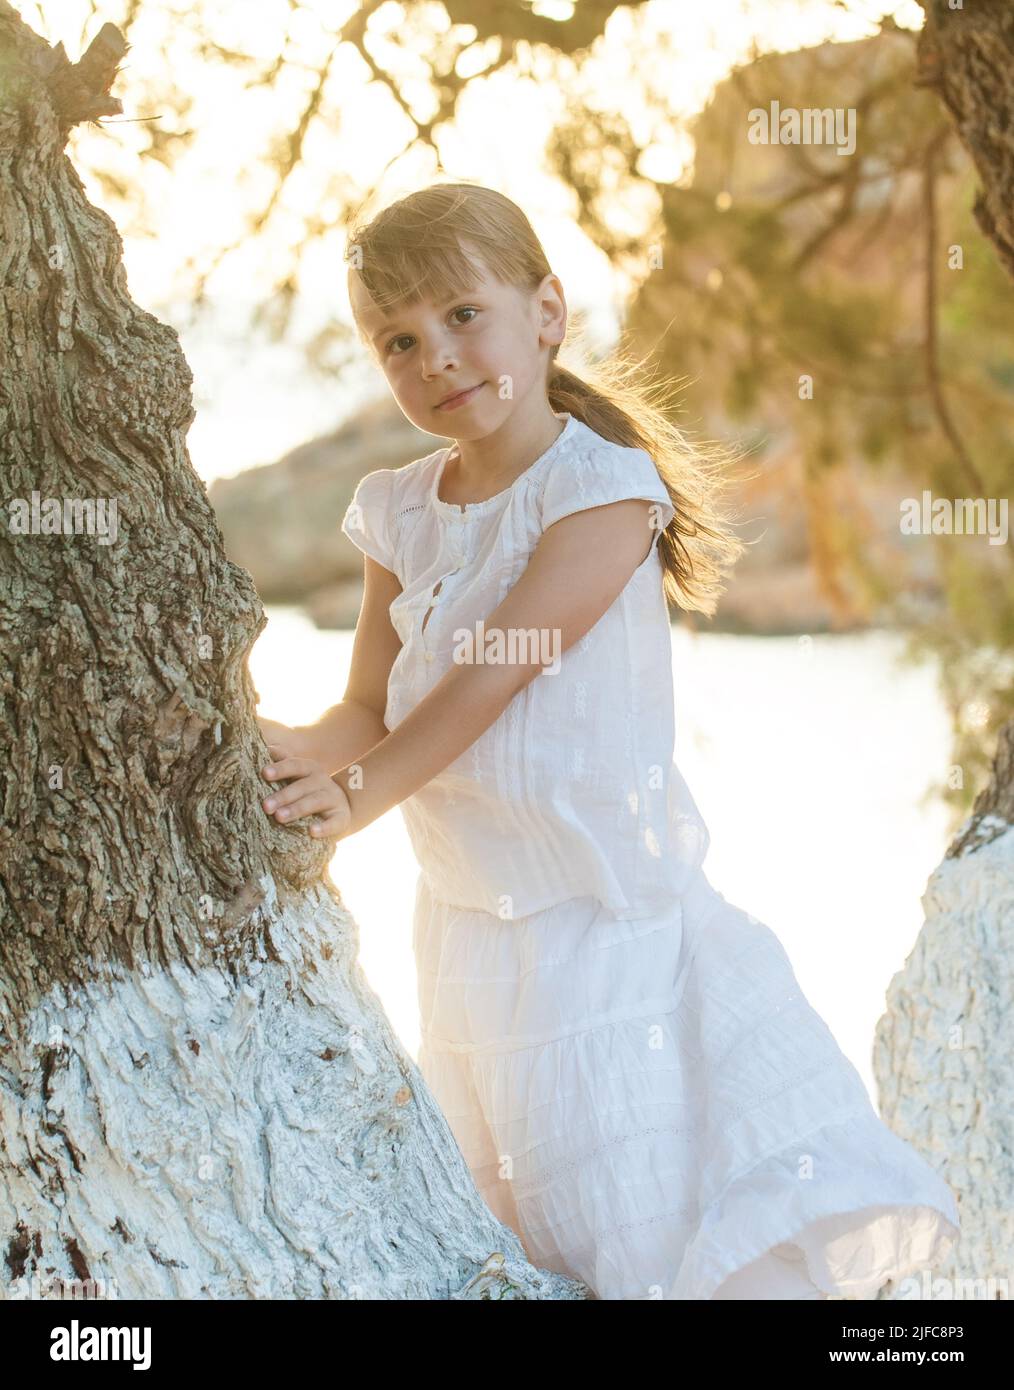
[709,1104,878,1207]
[712,1055,848,1135]
[418,989,695,1055]
[524,1196,702,1248]
[589,1201,700,1244]
[512,1122,697,1196]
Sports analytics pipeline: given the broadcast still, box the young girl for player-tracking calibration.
[257,182,960,1300]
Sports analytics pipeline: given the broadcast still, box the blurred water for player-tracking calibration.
[249,607,955,1103]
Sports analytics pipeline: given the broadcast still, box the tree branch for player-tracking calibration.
[41,20,127,134]
[921,127,987,499]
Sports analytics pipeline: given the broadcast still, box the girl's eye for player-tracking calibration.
[385,306,479,356]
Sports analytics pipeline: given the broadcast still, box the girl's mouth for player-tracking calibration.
[435,382,484,411]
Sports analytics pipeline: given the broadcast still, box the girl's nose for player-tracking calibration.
[420,343,458,378]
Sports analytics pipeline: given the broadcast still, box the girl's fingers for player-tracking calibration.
[262,755,312,781]
[262,784,299,811]
[262,772,326,814]
[310,807,352,839]
[270,790,337,824]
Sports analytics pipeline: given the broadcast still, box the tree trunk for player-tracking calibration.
[916,0,1014,280]
[0,5,585,1301]
[873,723,1013,1298]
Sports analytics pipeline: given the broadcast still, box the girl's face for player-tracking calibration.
[348,253,566,439]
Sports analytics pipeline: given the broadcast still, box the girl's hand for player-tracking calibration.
[261,745,352,840]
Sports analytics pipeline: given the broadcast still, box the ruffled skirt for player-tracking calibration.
[412,868,960,1300]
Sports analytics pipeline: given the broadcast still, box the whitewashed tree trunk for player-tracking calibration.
[873,722,1014,1299]
[0,5,585,1301]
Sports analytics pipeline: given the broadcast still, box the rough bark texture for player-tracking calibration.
[916,0,1014,280]
[873,726,1013,1299]
[0,5,585,1301]
[0,3,318,1013]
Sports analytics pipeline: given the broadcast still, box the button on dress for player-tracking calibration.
[341,412,960,1300]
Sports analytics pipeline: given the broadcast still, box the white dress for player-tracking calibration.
[341,412,960,1300]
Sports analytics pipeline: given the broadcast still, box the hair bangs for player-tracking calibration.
[348,238,488,317]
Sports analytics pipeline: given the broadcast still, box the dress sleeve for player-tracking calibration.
[341,469,398,572]
[540,443,675,539]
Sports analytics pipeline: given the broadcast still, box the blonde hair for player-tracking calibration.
[344,181,747,616]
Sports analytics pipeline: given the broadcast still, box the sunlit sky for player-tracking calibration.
[27,0,924,482]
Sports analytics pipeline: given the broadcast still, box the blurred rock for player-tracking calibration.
[304,579,365,630]
[209,395,448,603]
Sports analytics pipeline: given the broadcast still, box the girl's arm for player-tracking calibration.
[255,715,306,751]
[257,709,384,767]
[289,702,388,771]
[328,498,658,835]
